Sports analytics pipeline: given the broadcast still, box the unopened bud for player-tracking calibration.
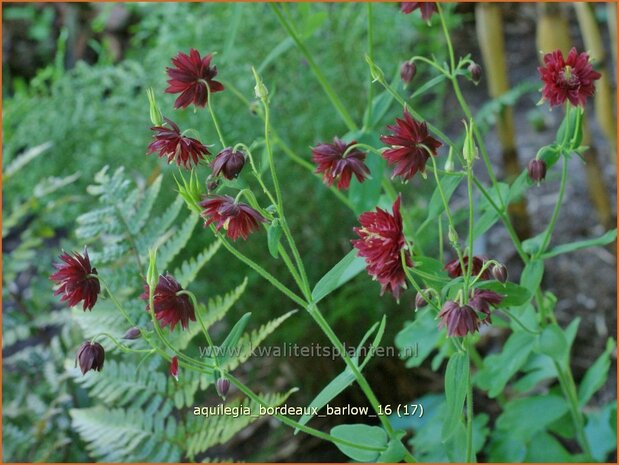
[400,61,416,85]
[528,159,547,183]
[462,119,478,166]
[252,67,268,100]
[468,63,482,84]
[122,327,141,340]
[444,146,455,172]
[365,54,385,83]
[491,263,508,283]
[448,225,459,245]
[216,377,230,400]
[415,291,428,309]
[146,88,163,126]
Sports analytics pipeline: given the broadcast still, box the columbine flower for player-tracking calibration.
[311,138,370,190]
[400,2,438,21]
[444,255,490,280]
[352,196,411,299]
[216,377,230,400]
[147,118,210,169]
[380,110,442,181]
[438,301,479,337]
[210,147,246,180]
[50,248,100,311]
[528,159,547,183]
[468,289,504,323]
[141,274,195,331]
[170,356,179,381]
[165,49,224,109]
[76,341,105,374]
[200,195,266,240]
[492,263,508,283]
[538,47,601,107]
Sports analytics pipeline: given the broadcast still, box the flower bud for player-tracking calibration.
[122,327,141,340]
[462,119,478,166]
[468,63,482,84]
[206,176,220,193]
[444,146,455,172]
[210,148,246,180]
[76,341,105,375]
[147,88,163,126]
[170,356,179,381]
[415,291,428,309]
[491,263,508,283]
[528,159,547,183]
[400,61,416,85]
[216,377,230,400]
[448,225,459,245]
[252,67,268,100]
[365,54,385,83]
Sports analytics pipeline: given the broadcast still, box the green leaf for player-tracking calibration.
[579,338,616,407]
[427,174,463,220]
[395,309,442,368]
[218,312,251,366]
[542,229,617,259]
[584,402,617,462]
[442,352,469,440]
[312,249,366,303]
[267,219,283,258]
[496,395,568,442]
[536,144,561,170]
[537,324,569,364]
[330,424,387,462]
[377,437,408,463]
[475,281,532,307]
[524,432,574,462]
[475,331,536,398]
[519,259,544,296]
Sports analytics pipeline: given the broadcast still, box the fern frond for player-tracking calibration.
[136,196,184,255]
[202,278,249,328]
[174,240,222,288]
[130,175,162,234]
[70,405,182,462]
[157,213,199,271]
[223,310,298,372]
[185,389,296,458]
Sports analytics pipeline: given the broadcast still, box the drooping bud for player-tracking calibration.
[492,263,508,283]
[122,327,141,340]
[415,291,428,309]
[210,148,246,180]
[468,63,482,84]
[76,341,105,375]
[216,377,230,400]
[528,159,547,183]
[170,356,179,381]
[400,61,416,85]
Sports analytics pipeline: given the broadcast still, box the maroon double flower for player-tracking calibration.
[311,138,370,191]
[380,110,442,181]
[210,147,246,180]
[538,47,601,107]
[165,49,224,109]
[438,289,504,337]
[50,248,100,311]
[200,195,266,241]
[352,196,411,300]
[141,274,196,331]
[147,118,210,169]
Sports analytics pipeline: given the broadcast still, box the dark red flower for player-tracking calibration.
[311,137,370,190]
[538,47,601,107]
[50,248,100,311]
[492,263,508,283]
[170,356,179,380]
[147,118,210,169]
[165,49,224,109]
[401,2,438,21]
[141,274,195,331]
[76,341,105,374]
[380,110,442,181]
[438,301,479,337]
[468,289,504,323]
[528,159,547,183]
[352,196,411,299]
[210,147,246,180]
[200,195,266,241]
[444,255,490,280]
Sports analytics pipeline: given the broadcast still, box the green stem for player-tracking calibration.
[364,3,374,129]
[93,332,153,354]
[536,157,568,257]
[271,4,358,132]
[499,309,540,335]
[465,338,475,463]
[204,81,227,148]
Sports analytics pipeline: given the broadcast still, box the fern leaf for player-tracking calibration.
[157,213,199,271]
[174,240,222,288]
[223,310,298,372]
[130,175,162,235]
[202,278,248,328]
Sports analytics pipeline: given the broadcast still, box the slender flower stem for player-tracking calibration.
[204,81,227,148]
[93,333,153,354]
[271,4,358,132]
[536,157,568,257]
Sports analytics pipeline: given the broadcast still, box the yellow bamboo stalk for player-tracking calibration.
[608,3,617,71]
[475,3,531,240]
[537,4,613,229]
[574,2,617,156]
